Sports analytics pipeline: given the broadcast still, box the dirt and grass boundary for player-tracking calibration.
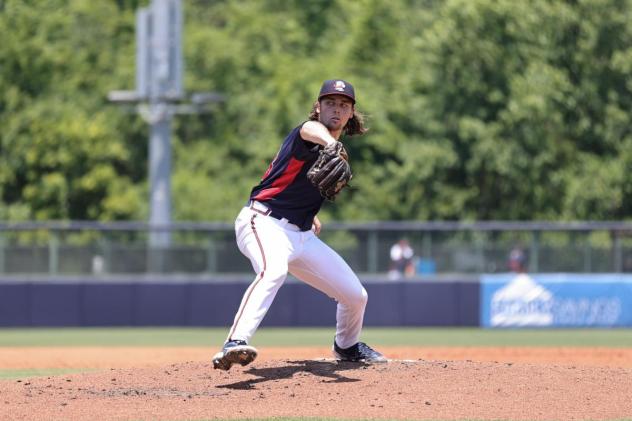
[1,328,631,421]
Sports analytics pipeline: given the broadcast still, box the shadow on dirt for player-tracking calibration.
[217,359,366,390]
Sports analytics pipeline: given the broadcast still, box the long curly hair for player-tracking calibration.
[308,100,368,137]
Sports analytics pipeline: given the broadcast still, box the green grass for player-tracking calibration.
[172,417,632,421]
[172,419,501,421]
[0,368,94,380]
[0,327,631,347]
[169,419,632,421]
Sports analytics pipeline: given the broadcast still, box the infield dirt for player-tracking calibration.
[1,347,632,420]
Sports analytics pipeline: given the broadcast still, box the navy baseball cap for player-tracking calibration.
[318,79,356,104]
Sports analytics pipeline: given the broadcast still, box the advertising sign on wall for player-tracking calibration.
[480,274,632,327]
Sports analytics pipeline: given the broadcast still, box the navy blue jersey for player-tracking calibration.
[249,125,324,231]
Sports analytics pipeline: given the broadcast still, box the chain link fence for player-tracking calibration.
[0,221,631,277]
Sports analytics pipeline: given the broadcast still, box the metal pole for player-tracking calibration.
[367,231,378,273]
[99,234,112,274]
[475,232,485,273]
[0,233,5,273]
[422,232,432,258]
[49,231,59,275]
[583,231,592,273]
[147,0,179,249]
[112,0,220,257]
[612,230,622,272]
[148,103,172,248]
[206,237,217,273]
[529,231,539,273]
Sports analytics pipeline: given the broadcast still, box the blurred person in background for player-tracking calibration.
[508,245,527,273]
[388,239,415,280]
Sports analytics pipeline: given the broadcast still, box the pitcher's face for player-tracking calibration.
[317,95,354,132]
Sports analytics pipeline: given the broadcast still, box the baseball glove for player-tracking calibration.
[307,141,352,201]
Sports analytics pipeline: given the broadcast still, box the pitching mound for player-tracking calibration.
[2,358,632,420]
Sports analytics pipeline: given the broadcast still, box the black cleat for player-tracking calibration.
[333,340,387,363]
[212,339,258,371]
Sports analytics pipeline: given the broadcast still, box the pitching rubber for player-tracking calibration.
[317,357,421,364]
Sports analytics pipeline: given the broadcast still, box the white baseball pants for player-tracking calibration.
[227,201,368,349]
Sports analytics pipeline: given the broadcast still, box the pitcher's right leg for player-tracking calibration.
[213,209,292,370]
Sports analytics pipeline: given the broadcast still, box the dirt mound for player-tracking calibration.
[3,346,632,369]
[2,358,631,421]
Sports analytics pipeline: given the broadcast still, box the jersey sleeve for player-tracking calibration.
[294,122,320,160]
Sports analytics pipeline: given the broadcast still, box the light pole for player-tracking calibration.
[108,0,221,270]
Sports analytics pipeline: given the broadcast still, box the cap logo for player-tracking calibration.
[333,81,346,92]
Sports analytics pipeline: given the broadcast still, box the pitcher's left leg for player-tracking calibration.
[288,234,367,349]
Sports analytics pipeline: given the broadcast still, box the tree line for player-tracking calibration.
[1,0,630,223]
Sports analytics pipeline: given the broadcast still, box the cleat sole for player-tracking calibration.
[212,345,257,371]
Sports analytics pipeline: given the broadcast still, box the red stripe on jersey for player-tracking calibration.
[253,157,305,201]
[260,151,279,180]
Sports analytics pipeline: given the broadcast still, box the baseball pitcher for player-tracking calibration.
[212,79,386,370]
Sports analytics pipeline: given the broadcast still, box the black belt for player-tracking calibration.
[247,200,285,221]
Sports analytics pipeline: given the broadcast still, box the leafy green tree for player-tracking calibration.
[0,0,145,220]
[412,0,632,220]
[1,0,630,223]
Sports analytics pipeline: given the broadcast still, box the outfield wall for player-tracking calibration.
[0,278,479,327]
[3,274,631,327]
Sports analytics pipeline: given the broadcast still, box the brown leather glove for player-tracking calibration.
[306,141,352,201]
